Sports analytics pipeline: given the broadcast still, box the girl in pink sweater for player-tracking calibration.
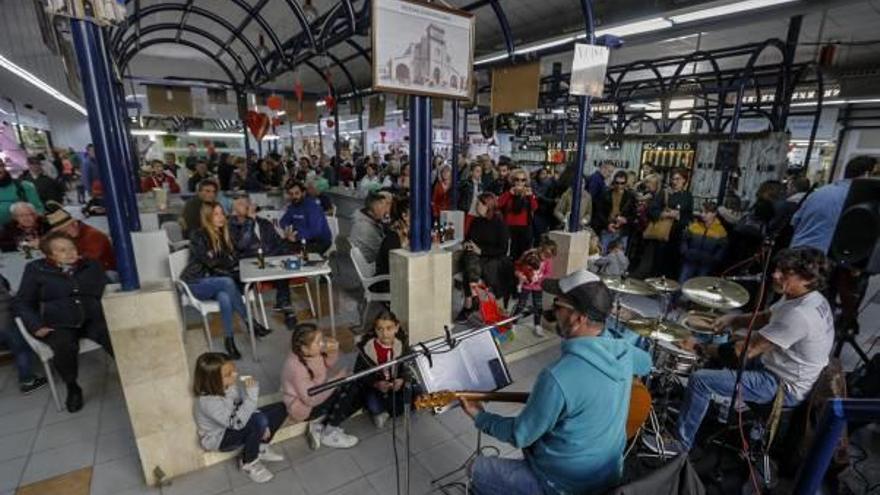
[513,238,558,336]
[281,323,361,450]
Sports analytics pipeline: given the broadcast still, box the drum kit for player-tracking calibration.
[601,274,752,453]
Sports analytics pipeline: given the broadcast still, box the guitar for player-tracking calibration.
[415,379,652,440]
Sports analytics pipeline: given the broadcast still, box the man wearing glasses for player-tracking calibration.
[462,270,651,495]
[592,170,638,253]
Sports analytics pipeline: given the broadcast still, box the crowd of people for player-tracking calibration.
[0,141,878,491]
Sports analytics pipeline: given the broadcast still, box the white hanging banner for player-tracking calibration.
[569,43,610,97]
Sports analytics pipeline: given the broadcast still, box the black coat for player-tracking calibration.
[14,258,107,333]
[180,229,239,283]
[353,336,412,388]
[592,189,639,235]
[228,216,294,258]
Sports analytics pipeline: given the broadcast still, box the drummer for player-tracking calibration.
[644,247,834,455]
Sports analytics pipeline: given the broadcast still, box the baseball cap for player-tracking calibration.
[542,270,612,323]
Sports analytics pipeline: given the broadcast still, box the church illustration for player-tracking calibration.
[381,23,467,91]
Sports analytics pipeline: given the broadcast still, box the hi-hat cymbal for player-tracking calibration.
[682,277,750,310]
[601,275,657,296]
[645,277,681,293]
[627,318,692,341]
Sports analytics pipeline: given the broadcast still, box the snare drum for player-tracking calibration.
[679,311,729,345]
[654,340,700,375]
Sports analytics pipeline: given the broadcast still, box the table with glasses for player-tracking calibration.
[238,254,335,361]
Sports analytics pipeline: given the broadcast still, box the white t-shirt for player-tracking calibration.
[759,290,834,401]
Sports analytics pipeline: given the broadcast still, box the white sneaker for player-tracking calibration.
[307,421,324,450]
[321,426,359,449]
[259,443,285,463]
[241,459,274,483]
[372,412,390,429]
[532,325,545,338]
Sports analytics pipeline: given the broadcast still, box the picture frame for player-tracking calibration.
[371,0,475,100]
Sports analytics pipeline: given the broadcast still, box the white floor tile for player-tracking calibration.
[0,456,27,492]
[293,449,363,495]
[90,454,147,495]
[230,468,308,495]
[19,439,96,485]
[162,462,231,495]
[0,408,43,438]
[95,429,138,464]
[31,413,100,452]
[0,429,38,463]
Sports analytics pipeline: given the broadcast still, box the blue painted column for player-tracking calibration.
[451,101,460,208]
[569,0,596,233]
[409,95,432,252]
[70,18,140,290]
[110,76,141,231]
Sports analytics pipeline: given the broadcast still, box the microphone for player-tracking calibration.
[724,274,763,282]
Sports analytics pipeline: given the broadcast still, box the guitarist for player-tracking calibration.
[461,270,652,495]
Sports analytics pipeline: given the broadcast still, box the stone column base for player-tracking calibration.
[390,248,453,345]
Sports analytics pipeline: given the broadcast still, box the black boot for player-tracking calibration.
[283,312,298,331]
[224,337,242,360]
[66,382,83,413]
[253,322,272,338]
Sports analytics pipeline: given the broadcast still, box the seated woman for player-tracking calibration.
[0,201,49,252]
[458,192,513,320]
[372,196,409,294]
[354,310,414,429]
[180,202,270,360]
[14,232,114,412]
[281,323,361,450]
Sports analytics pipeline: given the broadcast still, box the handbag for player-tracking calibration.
[643,191,674,241]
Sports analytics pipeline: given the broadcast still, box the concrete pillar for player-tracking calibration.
[390,248,453,345]
[547,229,592,278]
[102,282,202,485]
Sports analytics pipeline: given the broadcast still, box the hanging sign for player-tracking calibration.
[372,0,474,100]
[569,43,610,97]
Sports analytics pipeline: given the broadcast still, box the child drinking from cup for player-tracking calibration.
[354,310,414,429]
[193,352,286,484]
[281,323,361,450]
[513,237,558,336]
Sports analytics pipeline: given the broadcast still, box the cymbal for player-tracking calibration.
[626,318,692,341]
[601,276,657,296]
[645,277,681,293]
[682,277,750,310]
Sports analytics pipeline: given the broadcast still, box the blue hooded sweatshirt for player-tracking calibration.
[280,199,331,244]
[474,336,652,495]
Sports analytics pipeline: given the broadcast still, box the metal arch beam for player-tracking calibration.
[113,6,269,77]
[487,0,515,58]
[324,52,359,95]
[612,60,666,101]
[727,38,788,136]
[120,39,241,89]
[118,24,253,86]
[175,0,195,43]
[120,0,291,71]
[216,0,271,59]
[340,0,357,34]
[278,0,318,52]
[345,39,370,64]
[303,60,336,96]
[663,110,712,133]
[622,113,662,133]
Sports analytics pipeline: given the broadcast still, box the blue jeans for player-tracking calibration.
[470,456,544,495]
[0,324,36,383]
[188,277,248,338]
[218,402,287,463]
[600,230,628,254]
[675,363,799,450]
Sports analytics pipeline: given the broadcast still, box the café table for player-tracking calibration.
[238,254,335,361]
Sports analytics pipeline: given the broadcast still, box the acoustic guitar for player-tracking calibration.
[415,379,652,440]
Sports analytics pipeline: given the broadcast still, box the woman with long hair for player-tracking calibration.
[180,202,270,359]
[498,168,538,260]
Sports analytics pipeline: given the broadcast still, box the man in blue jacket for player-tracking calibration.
[462,270,652,495]
[279,180,332,255]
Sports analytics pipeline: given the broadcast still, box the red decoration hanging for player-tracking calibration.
[293,80,304,122]
[326,119,335,128]
[271,117,283,127]
[246,111,270,140]
[323,94,336,112]
[266,94,283,111]
[379,130,386,144]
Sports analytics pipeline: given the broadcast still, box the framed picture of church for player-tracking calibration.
[372,0,475,100]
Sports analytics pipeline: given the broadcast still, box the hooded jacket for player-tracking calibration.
[474,336,652,495]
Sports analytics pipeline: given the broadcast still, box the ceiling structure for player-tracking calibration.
[3,0,880,122]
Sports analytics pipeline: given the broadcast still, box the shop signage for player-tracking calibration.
[642,141,694,151]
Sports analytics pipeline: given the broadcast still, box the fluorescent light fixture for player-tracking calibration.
[276,110,287,116]
[515,112,531,117]
[629,103,651,109]
[315,100,326,107]
[474,53,509,66]
[551,109,566,115]
[595,17,673,37]
[0,107,8,115]
[514,35,578,56]
[670,0,798,24]
[187,131,244,138]
[130,129,167,136]
[0,52,87,116]
[262,134,280,141]
[790,98,880,107]
[125,94,146,100]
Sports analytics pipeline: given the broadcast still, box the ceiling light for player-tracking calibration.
[125,94,146,100]
[276,110,287,116]
[0,52,87,115]
[594,17,673,37]
[551,109,565,115]
[130,129,167,136]
[262,134,280,141]
[514,36,578,56]
[790,98,880,107]
[515,112,531,117]
[315,100,326,107]
[670,0,798,24]
[187,131,244,138]
[474,53,509,66]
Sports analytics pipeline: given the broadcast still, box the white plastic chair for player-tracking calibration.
[132,231,171,283]
[138,212,160,231]
[349,246,391,327]
[167,249,267,351]
[161,221,189,251]
[16,318,103,412]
